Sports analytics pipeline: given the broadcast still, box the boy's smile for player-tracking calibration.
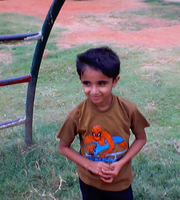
[80,67,119,110]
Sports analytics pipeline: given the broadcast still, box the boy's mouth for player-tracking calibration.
[90,96,101,101]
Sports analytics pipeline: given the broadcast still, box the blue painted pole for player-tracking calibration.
[0,32,40,42]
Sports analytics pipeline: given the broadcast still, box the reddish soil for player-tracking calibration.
[0,0,180,48]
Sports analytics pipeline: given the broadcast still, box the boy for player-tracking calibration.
[56,46,149,200]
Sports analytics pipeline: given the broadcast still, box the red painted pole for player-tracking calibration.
[0,74,31,86]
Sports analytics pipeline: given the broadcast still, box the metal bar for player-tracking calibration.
[25,0,66,146]
[0,74,31,86]
[0,117,26,129]
[0,32,40,42]
[24,31,42,41]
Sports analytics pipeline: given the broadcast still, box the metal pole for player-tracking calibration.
[0,74,31,86]
[0,32,40,42]
[25,0,66,146]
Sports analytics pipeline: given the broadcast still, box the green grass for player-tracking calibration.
[145,0,180,6]
[109,2,180,31]
[78,2,180,33]
[0,4,180,200]
[0,13,43,35]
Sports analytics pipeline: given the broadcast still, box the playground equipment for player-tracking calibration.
[0,0,66,146]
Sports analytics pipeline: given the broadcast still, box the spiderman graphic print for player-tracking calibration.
[84,125,128,163]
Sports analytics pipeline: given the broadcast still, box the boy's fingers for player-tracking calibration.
[101,168,119,178]
[102,168,114,174]
[100,176,114,183]
[99,165,111,173]
[99,171,114,179]
[99,171,110,177]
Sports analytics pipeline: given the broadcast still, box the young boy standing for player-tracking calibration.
[56,46,150,200]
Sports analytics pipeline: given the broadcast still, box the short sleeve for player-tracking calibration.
[56,110,79,143]
[130,105,150,134]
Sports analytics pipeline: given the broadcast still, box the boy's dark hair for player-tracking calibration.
[76,46,120,80]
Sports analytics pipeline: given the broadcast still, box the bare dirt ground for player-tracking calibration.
[0,0,180,49]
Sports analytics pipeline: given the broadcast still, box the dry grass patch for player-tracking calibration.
[0,50,12,65]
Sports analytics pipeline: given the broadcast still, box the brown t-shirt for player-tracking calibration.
[56,94,150,191]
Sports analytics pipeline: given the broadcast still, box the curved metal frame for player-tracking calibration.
[25,0,66,146]
[0,0,66,146]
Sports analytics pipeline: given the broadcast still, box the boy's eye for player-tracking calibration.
[98,81,107,86]
[82,81,90,86]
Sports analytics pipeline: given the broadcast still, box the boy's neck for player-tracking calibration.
[90,94,113,111]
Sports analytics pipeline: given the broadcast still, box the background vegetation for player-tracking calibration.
[0,1,180,199]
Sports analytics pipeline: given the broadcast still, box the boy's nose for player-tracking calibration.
[91,85,98,94]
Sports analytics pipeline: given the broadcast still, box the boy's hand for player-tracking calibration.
[99,129,147,183]
[87,161,111,176]
[99,160,124,183]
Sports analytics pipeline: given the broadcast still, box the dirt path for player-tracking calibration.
[0,0,180,48]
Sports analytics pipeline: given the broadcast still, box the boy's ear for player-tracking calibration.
[113,76,120,87]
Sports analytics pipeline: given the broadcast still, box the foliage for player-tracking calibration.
[0,4,180,200]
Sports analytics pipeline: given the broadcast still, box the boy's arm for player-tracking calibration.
[59,139,111,175]
[100,129,147,183]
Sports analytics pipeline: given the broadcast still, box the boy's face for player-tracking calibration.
[80,67,119,110]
